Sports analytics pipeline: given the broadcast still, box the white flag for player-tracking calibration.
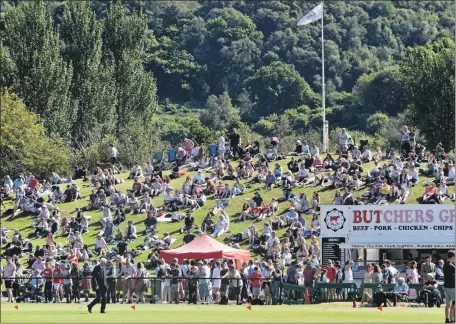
[297,3,323,26]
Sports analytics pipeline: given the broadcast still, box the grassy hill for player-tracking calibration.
[1,156,452,267]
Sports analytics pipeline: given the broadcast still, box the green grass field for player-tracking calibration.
[0,303,445,323]
[1,155,452,267]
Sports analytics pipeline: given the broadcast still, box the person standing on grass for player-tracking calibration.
[3,257,16,302]
[120,258,137,304]
[229,129,241,158]
[42,262,53,303]
[249,266,263,299]
[110,144,118,165]
[443,250,455,324]
[70,262,82,303]
[88,258,108,314]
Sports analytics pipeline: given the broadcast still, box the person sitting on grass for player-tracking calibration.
[129,164,143,179]
[124,220,137,242]
[422,182,440,204]
[264,170,276,190]
[287,157,299,173]
[296,164,309,185]
[375,180,391,205]
[212,214,229,237]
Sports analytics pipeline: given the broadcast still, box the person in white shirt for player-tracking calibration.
[266,232,280,248]
[385,260,399,284]
[337,128,350,155]
[218,136,226,160]
[95,234,107,254]
[3,258,16,302]
[212,216,228,237]
[296,166,309,184]
[310,144,319,157]
[212,261,221,302]
[31,257,45,273]
[447,165,455,185]
[343,261,354,283]
[408,166,419,185]
[120,259,137,304]
[39,206,50,220]
[193,170,205,183]
[302,141,310,155]
[361,148,372,162]
[110,144,118,165]
[439,182,450,202]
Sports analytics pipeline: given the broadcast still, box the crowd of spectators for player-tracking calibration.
[0,126,454,307]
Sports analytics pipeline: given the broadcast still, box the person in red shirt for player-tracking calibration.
[249,267,263,299]
[28,175,39,190]
[67,248,79,266]
[53,262,63,303]
[43,263,54,303]
[326,260,337,282]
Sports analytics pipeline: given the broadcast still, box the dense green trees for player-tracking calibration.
[3,0,74,139]
[400,37,455,151]
[0,0,454,177]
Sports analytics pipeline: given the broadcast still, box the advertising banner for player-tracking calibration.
[320,205,455,247]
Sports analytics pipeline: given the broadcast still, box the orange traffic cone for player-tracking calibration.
[305,288,311,304]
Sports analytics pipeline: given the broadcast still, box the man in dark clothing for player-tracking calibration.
[182,213,195,233]
[229,129,241,158]
[443,250,455,323]
[144,213,157,228]
[88,259,108,314]
[117,239,128,256]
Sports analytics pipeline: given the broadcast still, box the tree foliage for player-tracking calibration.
[1,0,455,159]
[3,0,74,139]
[400,37,455,150]
[1,92,71,177]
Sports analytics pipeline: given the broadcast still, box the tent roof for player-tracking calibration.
[160,234,250,265]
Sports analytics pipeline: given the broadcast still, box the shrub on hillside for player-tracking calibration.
[1,91,71,178]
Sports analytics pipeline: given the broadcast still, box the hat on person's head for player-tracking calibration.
[385,260,391,265]
[197,260,203,265]
[377,284,382,289]
[289,207,295,210]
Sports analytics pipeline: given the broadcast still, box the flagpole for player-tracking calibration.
[321,3,326,153]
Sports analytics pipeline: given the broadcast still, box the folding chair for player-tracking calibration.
[168,149,176,163]
[209,144,217,156]
[151,152,164,165]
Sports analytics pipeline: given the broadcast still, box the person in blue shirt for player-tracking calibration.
[392,277,409,296]
[286,208,298,223]
[3,175,13,188]
[13,176,24,190]
[264,171,276,190]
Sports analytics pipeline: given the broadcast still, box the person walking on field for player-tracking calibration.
[88,259,108,314]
